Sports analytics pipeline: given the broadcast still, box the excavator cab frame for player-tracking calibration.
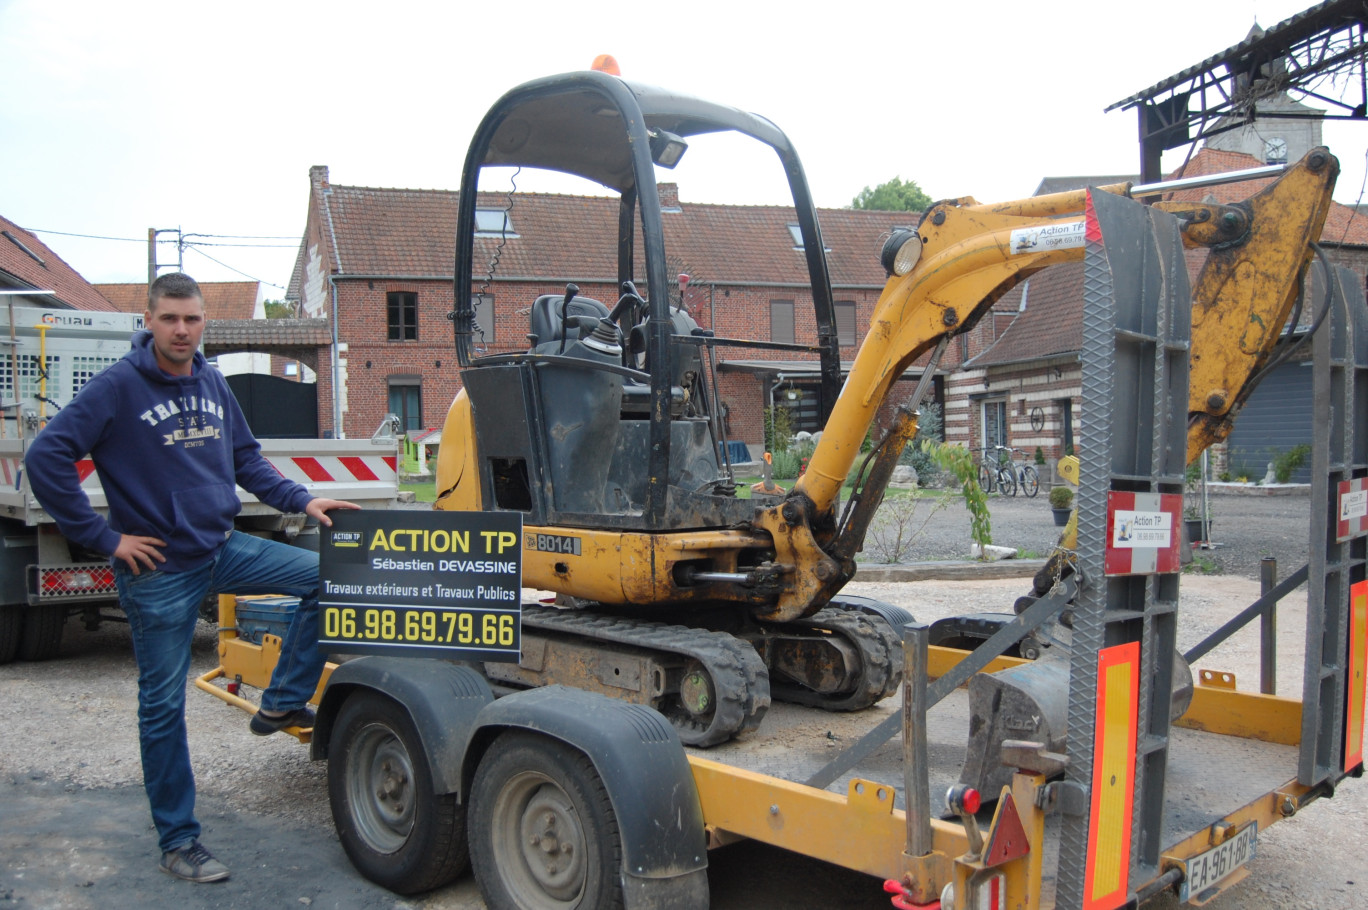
[447,70,841,531]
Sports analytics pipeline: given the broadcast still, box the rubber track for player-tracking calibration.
[763,606,903,711]
[519,605,771,748]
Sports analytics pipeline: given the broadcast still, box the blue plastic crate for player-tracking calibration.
[235,595,299,645]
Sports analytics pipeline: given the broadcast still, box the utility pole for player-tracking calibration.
[146,228,183,283]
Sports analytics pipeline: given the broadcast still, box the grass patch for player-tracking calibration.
[1183,554,1219,575]
[400,481,437,502]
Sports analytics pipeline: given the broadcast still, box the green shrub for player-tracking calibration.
[1271,443,1311,484]
[896,402,944,485]
[770,448,802,479]
[1048,485,1073,509]
[763,406,795,454]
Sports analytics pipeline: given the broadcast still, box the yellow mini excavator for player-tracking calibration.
[435,69,1339,746]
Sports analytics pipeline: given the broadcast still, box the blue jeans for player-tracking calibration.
[115,531,324,853]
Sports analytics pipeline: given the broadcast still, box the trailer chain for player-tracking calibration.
[518,605,771,747]
[760,605,903,711]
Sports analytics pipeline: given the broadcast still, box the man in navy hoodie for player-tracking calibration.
[25,273,359,884]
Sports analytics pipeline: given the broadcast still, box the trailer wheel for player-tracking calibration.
[470,731,624,910]
[327,691,468,894]
[0,605,22,664]
[17,604,66,661]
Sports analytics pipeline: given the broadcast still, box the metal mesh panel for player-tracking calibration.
[1056,191,1190,909]
[1299,262,1368,784]
[70,355,119,395]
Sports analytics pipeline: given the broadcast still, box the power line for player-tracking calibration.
[184,246,286,290]
[181,240,298,249]
[182,232,300,240]
[25,227,145,242]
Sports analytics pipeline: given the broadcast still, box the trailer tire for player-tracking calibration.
[327,690,468,895]
[470,730,624,910]
[17,604,66,661]
[0,605,22,664]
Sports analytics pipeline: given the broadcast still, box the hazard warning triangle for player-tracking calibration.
[984,791,1031,867]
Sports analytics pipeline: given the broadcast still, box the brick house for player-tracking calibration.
[287,166,966,448]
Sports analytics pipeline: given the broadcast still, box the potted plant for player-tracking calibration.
[1048,484,1073,526]
[1184,461,1211,543]
[1184,505,1210,543]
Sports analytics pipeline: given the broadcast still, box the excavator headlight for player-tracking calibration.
[880,229,922,277]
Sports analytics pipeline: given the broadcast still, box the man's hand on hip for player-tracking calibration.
[306,498,362,527]
[114,535,167,575]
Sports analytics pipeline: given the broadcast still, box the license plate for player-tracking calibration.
[1180,823,1256,902]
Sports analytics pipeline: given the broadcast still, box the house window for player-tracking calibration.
[835,300,856,347]
[770,299,795,345]
[472,293,494,345]
[387,291,418,341]
[388,378,422,432]
[475,209,517,237]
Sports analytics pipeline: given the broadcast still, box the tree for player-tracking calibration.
[263,299,295,319]
[850,176,932,213]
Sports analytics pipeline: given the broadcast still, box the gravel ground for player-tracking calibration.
[3,487,1363,909]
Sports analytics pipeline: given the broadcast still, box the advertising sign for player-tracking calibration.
[318,509,523,662]
[1103,491,1182,576]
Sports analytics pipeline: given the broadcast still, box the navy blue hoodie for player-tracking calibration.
[25,330,314,572]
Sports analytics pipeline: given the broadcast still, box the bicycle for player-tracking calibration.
[975,448,998,493]
[994,446,1040,498]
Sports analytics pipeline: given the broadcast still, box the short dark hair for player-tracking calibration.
[148,272,203,310]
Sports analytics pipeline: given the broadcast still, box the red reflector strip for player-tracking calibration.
[39,566,117,598]
[338,456,379,481]
[1346,580,1368,772]
[383,455,397,473]
[1085,190,1102,243]
[1083,641,1140,910]
[293,457,334,482]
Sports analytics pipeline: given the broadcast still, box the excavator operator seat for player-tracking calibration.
[528,294,607,349]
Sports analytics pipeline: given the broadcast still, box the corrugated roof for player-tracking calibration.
[0,215,115,311]
[1107,0,1364,111]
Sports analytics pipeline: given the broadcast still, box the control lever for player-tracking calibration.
[559,283,580,353]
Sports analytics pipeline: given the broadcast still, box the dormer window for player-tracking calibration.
[475,209,517,237]
[787,223,830,252]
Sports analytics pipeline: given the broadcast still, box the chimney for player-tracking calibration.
[658,182,680,210]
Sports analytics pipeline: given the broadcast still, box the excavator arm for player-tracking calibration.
[759,148,1338,622]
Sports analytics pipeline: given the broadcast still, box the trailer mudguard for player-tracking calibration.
[468,685,709,910]
[310,656,493,796]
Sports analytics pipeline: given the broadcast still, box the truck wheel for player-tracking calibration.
[17,604,66,661]
[0,605,21,664]
[470,731,624,910]
[327,691,468,894]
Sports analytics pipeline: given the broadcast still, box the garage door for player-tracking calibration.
[1224,360,1313,483]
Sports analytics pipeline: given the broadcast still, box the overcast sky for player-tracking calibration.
[1,0,1360,294]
